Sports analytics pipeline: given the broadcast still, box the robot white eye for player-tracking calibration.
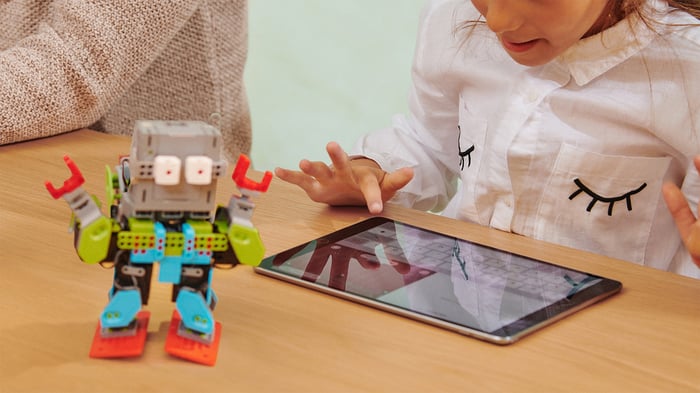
[185,156,213,185]
[153,156,182,185]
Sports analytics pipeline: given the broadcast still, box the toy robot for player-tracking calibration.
[45,120,272,366]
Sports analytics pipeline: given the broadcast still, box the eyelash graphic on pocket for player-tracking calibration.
[457,125,475,171]
[568,178,647,216]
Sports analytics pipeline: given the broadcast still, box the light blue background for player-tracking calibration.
[246,0,425,171]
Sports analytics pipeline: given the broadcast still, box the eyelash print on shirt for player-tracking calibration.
[568,178,647,216]
[457,125,475,171]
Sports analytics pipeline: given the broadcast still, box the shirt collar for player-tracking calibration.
[558,0,665,86]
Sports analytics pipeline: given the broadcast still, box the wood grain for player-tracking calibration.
[1,130,698,392]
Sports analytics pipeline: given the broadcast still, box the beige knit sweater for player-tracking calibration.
[0,0,251,160]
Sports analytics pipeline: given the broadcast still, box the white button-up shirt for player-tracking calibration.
[353,0,700,277]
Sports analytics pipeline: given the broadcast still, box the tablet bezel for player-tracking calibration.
[254,216,622,344]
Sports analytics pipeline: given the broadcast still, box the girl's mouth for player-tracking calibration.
[501,38,538,53]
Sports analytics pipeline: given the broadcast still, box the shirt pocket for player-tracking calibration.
[533,143,671,264]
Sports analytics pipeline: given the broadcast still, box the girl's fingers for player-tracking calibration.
[663,183,695,237]
[299,159,334,180]
[326,142,354,179]
[357,171,384,214]
[383,167,414,193]
[663,182,699,257]
[686,225,700,261]
[275,146,413,215]
[274,167,317,191]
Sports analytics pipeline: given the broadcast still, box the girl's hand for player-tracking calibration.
[663,156,700,268]
[274,141,413,214]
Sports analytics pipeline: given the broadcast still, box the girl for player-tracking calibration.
[275,0,700,278]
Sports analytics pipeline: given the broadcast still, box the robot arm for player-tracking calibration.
[226,154,272,266]
[45,155,113,264]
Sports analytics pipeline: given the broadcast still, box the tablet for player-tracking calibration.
[254,217,622,344]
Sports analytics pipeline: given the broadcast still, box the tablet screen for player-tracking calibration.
[256,217,621,343]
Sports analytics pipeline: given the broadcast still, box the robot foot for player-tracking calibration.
[99,316,139,338]
[164,310,221,366]
[89,311,150,359]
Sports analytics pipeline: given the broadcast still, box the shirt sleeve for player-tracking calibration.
[0,0,201,144]
[351,0,472,212]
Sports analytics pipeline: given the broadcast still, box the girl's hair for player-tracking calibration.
[651,0,700,19]
[620,0,700,25]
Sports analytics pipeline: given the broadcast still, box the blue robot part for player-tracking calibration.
[176,288,215,334]
[101,289,142,329]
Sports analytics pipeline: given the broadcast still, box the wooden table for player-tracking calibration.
[1,130,699,392]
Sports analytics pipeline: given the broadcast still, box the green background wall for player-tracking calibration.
[246,0,425,171]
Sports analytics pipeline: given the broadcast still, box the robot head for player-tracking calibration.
[120,120,228,219]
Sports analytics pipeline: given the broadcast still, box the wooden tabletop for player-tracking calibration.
[1,130,699,393]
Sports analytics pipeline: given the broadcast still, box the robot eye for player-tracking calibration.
[185,156,213,185]
[153,156,182,185]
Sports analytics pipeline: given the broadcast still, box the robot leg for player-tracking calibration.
[172,265,216,341]
[100,251,153,334]
[164,264,222,365]
[89,251,153,359]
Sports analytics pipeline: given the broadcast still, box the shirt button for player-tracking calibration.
[500,196,513,208]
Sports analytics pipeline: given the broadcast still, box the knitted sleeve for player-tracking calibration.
[0,1,202,144]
